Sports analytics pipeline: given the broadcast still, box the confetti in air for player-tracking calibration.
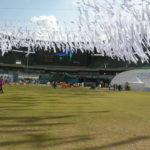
[0,0,150,63]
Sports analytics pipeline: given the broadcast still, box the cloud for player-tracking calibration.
[30,16,59,31]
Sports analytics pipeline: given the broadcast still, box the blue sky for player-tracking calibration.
[0,0,78,23]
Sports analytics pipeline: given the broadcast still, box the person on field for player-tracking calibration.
[118,85,122,91]
[51,81,57,89]
[125,82,130,91]
[0,77,4,93]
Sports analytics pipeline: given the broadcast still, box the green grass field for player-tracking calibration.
[0,85,150,150]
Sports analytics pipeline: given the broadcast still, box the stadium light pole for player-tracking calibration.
[104,63,108,70]
[26,53,30,70]
[27,54,29,69]
[104,63,108,75]
[26,47,31,70]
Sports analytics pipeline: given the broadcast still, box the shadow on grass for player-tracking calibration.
[0,109,33,111]
[42,102,93,105]
[0,129,45,133]
[0,134,93,147]
[0,105,36,109]
[0,104,38,109]
[66,103,93,104]
[0,115,77,122]
[0,122,73,128]
[0,97,34,101]
[0,101,35,105]
[43,135,93,147]
[74,136,150,150]
[43,111,110,114]
[82,111,110,114]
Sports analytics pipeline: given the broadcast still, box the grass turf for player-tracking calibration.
[0,85,150,150]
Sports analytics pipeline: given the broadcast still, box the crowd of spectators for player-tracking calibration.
[109,82,130,91]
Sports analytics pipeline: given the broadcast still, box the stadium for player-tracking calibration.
[0,0,150,150]
[1,48,150,85]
